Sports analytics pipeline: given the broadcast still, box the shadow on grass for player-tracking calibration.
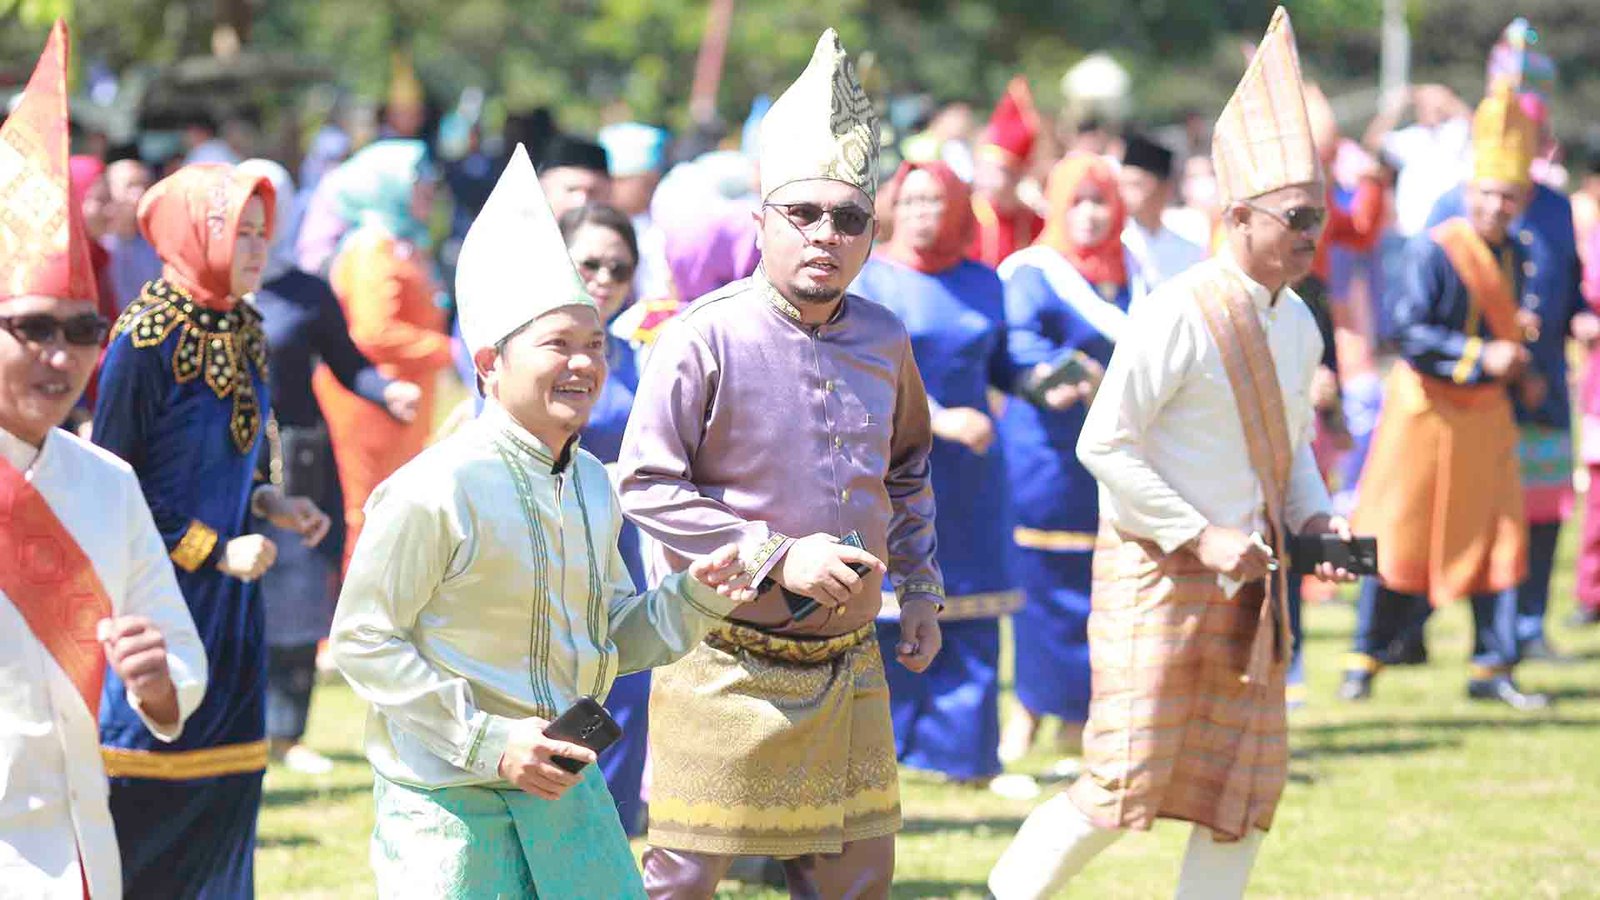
[1299,715,1598,737]
[258,833,318,849]
[262,782,370,809]
[1291,737,1454,761]
[890,879,987,898]
[900,815,1026,837]
[1544,686,1600,702]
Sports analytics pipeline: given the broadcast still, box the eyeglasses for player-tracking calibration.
[763,202,875,238]
[1242,201,1327,233]
[576,258,636,281]
[0,313,111,347]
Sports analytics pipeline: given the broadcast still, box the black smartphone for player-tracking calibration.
[1026,348,1091,404]
[1288,534,1378,576]
[783,530,871,622]
[543,696,623,773]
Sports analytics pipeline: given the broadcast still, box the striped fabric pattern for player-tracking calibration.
[1211,7,1319,206]
[1067,528,1288,842]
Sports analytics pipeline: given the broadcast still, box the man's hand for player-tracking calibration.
[217,534,277,581]
[256,486,332,548]
[498,718,597,800]
[1482,340,1531,382]
[98,616,178,727]
[689,544,757,605]
[383,380,423,423]
[774,533,887,610]
[932,406,996,455]
[1191,526,1274,584]
[895,597,943,673]
[1298,513,1360,584]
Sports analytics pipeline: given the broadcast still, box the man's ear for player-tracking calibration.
[472,345,499,394]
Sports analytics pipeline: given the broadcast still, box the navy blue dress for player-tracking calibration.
[93,280,272,898]
[854,256,1020,780]
[997,258,1134,723]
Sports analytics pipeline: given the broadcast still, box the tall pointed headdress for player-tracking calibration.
[979,76,1041,169]
[1211,7,1320,206]
[1471,82,1538,186]
[758,29,879,200]
[0,21,100,305]
[455,143,595,356]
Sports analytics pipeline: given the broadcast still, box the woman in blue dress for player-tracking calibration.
[93,164,332,897]
[995,153,1147,763]
[557,202,652,833]
[238,158,423,775]
[852,161,1022,783]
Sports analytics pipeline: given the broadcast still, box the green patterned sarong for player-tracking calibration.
[371,767,644,899]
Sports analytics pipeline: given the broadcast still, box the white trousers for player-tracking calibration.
[988,793,1265,899]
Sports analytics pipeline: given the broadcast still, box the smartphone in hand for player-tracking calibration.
[543,697,623,773]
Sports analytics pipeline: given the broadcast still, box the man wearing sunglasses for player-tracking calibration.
[0,22,206,899]
[991,10,1355,897]
[619,29,942,899]
[1343,84,1553,711]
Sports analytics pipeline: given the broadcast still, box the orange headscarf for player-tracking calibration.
[877,160,975,274]
[1036,153,1127,288]
[137,163,276,310]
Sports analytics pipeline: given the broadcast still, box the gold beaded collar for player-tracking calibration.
[109,279,268,454]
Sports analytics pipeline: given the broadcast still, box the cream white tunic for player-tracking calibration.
[332,402,740,790]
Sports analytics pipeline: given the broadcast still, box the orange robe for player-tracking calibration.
[313,227,452,570]
[1351,219,1528,605]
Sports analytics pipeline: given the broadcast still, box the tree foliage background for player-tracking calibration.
[3,0,1599,143]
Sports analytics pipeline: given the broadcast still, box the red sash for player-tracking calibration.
[0,452,112,718]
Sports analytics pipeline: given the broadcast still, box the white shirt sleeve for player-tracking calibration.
[121,475,207,742]
[1077,295,1212,553]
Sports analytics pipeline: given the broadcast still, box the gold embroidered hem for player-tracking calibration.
[1013,526,1098,552]
[646,631,901,856]
[109,279,268,454]
[881,589,1020,622]
[102,740,269,780]
[169,520,219,572]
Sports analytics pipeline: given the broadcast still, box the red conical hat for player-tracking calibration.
[979,76,1040,169]
[0,21,98,305]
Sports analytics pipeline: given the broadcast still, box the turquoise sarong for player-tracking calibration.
[371,766,644,899]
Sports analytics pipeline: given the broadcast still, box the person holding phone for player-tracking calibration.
[618,31,943,899]
[989,10,1355,896]
[329,146,755,898]
[992,151,1149,766]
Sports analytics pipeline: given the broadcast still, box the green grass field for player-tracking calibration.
[259,578,1600,898]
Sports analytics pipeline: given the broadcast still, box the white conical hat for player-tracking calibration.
[455,143,595,356]
[758,29,879,200]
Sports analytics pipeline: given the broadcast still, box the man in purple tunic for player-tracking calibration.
[617,29,944,900]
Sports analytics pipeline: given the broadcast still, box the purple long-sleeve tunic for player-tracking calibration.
[618,272,942,637]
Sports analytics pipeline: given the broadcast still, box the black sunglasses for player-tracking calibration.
[0,313,111,347]
[576,257,636,281]
[763,201,875,238]
[1242,201,1327,233]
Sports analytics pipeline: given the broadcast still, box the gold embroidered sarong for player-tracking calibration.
[647,623,901,856]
